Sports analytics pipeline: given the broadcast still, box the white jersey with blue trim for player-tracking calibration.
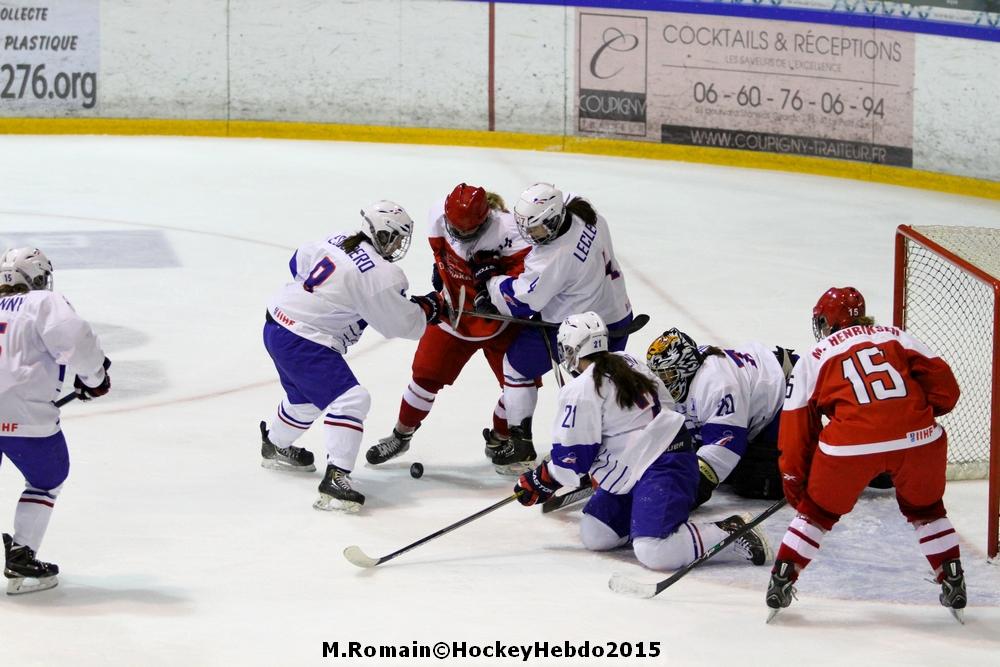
[546,352,686,494]
[266,233,425,354]
[0,290,106,437]
[671,342,786,481]
[484,194,631,325]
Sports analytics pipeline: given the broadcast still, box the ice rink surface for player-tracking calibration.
[1,135,999,665]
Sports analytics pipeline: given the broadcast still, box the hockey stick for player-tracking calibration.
[608,497,788,599]
[441,285,466,329]
[539,326,564,388]
[541,479,594,514]
[54,393,78,408]
[463,311,649,339]
[343,491,522,568]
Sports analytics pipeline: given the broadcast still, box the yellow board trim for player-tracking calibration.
[2,117,998,201]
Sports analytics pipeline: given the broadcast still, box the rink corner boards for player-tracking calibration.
[1,116,998,203]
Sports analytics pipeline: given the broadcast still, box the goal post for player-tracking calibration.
[893,225,1000,559]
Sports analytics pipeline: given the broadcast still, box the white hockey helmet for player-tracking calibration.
[0,247,53,291]
[360,200,414,262]
[513,182,565,245]
[557,311,609,375]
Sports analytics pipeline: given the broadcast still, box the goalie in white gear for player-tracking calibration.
[0,247,110,594]
[646,328,795,507]
[512,312,771,572]
[475,183,634,474]
[259,201,446,512]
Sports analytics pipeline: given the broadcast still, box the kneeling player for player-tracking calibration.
[513,312,772,571]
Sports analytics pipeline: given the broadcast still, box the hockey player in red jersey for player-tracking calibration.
[766,287,966,622]
[367,183,532,473]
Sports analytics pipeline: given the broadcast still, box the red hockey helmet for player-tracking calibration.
[444,183,489,241]
[812,286,866,341]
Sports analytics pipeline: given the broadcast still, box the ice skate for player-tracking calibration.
[482,428,509,460]
[260,421,315,472]
[938,559,967,624]
[765,559,797,623]
[715,513,772,566]
[365,428,412,465]
[4,534,59,595]
[314,465,365,513]
[491,420,536,476]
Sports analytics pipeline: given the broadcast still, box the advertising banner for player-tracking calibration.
[577,9,915,166]
[0,1,99,113]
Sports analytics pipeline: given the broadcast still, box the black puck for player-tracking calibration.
[409,462,424,479]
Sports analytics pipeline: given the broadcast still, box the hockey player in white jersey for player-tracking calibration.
[0,247,110,594]
[513,312,770,572]
[476,183,634,472]
[646,328,794,507]
[260,201,445,512]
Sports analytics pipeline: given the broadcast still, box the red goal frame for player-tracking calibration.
[894,224,1000,560]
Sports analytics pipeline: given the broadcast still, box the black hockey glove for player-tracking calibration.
[410,291,446,325]
[515,462,562,507]
[74,357,112,401]
[469,250,502,284]
[473,288,498,315]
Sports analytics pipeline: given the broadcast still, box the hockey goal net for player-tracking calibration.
[894,225,1000,559]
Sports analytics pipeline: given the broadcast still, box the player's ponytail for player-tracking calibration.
[485,191,507,212]
[0,284,29,296]
[565,197,597,227]
[591,352,659,410]
[339,231,370,255]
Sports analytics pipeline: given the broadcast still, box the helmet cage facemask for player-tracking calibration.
[645,329,703,403]
[444,215,488,243]
[362,213,412,263]
[812,315,831,342]
[516,209,563,246]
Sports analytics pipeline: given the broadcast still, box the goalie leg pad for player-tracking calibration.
[727,437,783,500]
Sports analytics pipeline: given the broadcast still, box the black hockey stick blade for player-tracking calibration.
[608,497,788,599]
[541,481,594,514]
[53,393,78,408]
[462,311,650,340]
[342,491,522,569]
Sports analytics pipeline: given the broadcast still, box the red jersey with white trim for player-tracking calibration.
[779,323,959,478]
[427,199,529,341]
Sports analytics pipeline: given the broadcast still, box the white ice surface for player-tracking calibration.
[0,136,998,666]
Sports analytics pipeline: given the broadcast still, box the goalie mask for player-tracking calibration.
[513,182,564,246]
[444,183,490,242]
[360,200,413,263]
[646,328,704,403]
[812,286,865,342]
[0,247,53,291]
[557,311,608,375]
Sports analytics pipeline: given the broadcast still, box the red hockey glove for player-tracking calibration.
[781,472,805,510]
[515,463,563,507]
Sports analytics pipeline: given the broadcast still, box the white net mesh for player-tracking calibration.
[901,226,999,480]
